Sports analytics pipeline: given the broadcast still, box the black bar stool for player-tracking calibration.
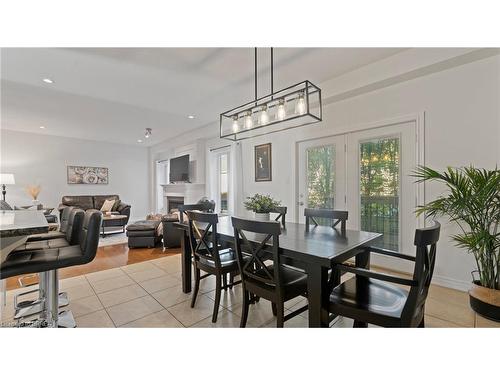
[1,210,102,327]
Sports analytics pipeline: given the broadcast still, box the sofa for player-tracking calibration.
[58,195,131,226]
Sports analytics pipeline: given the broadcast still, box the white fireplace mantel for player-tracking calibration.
[161,183,206,211]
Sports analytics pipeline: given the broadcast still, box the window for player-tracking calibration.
[219,153,229,214]
[359,137,400,251]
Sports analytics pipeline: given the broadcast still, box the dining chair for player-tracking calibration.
[304,208,348,232]
[270,206,287,227]
[187,211,241,323]
[178,202,215,223]
[232,217,309,328]
[328,221,441,327]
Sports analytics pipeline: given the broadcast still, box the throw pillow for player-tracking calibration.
[100,199,115,212]
[111,199,121,211]
[146,213,163,221]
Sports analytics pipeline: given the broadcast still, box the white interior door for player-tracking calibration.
[346,121,417,257]
[296,135,346,223]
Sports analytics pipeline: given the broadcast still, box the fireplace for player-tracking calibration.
[166,196,184,213]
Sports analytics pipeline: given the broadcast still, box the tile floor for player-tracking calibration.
[1,254,499,328]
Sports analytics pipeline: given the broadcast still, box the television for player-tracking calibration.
[169,154,190,183]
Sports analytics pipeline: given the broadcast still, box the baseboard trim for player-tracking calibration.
[431,274,471,292]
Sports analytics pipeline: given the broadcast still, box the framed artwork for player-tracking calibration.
[67,166,108,184]
[254,143,272,182]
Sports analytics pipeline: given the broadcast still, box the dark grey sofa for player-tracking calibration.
[58,195,131,226]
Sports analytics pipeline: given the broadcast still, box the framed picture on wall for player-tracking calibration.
[254,143,272,182]
[67,166,109,184]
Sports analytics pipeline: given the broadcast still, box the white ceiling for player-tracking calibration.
[1,48,405,146]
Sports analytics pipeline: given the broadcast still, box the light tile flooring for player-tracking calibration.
[1,254,499,328]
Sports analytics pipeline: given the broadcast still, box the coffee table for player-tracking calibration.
[101,214,128,237]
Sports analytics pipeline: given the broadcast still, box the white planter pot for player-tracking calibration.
[254,212,270,221]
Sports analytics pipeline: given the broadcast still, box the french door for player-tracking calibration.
[297,120,418,255]
[297,135,346,223]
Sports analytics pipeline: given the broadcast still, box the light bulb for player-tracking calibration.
[259,105,269,125]
[276,99,286,121]
[244,111,253,129]
[295,92,306,115]
[232,116,239,133]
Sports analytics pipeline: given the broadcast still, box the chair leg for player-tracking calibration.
[229,273,234,289]
[418,316,425,328]
[190,267,200,308]
[353,320,368,328]
[222,274,228,291]
[271,302,277,316]
[212,275,222,323]
[240,290,250,328]
[276,302,285,328]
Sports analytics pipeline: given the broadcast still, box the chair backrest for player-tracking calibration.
[187,211,221,268]
[79,209,103,263]
[178,202,215,222]
[231,217,285,294]
[270,206,287,227]
[401,221,441,326]
[59,206,74,233]
[65,208,84,245]
[304,208,348,232]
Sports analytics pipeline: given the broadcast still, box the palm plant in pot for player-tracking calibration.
[414,166,500,321]
[244,193,281,221]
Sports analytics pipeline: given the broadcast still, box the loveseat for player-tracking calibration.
[58,195,131,226]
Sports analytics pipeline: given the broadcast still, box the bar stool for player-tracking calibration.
[25,206,75,242]
[1,210,102,327]
[12,208,85,320]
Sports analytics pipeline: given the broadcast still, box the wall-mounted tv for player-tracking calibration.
[169,154,190,183]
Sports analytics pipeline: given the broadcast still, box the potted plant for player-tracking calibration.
[414,166,500,321]
[244,193,281,221]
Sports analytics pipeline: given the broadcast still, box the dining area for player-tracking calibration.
[174,202,441,328]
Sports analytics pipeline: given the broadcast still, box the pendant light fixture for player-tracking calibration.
[220,48,322,141]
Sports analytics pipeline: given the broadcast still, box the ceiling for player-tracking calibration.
[0,48,405,146]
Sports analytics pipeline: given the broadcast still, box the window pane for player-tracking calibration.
[307,144,335,209]
[359,137,400,251]
[219,153,228,213]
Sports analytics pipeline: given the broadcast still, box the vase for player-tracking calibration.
[254,212,270,221]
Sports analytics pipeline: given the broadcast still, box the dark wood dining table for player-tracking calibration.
[174,215,381,327]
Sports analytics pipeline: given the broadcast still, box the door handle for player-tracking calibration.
[297,201,304,206]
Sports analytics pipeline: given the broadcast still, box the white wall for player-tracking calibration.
[1,130,149,221]
[148,51,500,291]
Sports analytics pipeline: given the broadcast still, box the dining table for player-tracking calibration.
[0,210,49,306]
[174,215,382,327]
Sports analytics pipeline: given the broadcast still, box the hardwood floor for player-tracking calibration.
[5,243,180,291]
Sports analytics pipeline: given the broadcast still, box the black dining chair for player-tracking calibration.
[187,211,241,323]
[328,221,441,328]
[232,217,309,328]
[304,208,348,233]
[178,202,215,223]
[270,206,287,227]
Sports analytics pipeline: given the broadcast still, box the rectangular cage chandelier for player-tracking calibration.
[220,48,322,141]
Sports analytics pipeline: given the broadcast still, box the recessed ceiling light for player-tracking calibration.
[187,115,195,119]
[39,126,46,129]
[42,78,54,84]
[137,139,143,143]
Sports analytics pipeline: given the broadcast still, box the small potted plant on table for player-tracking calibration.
[414,166,500,322]
[244,193,281,221]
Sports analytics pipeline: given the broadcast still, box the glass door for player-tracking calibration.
[346,121,417,254]
[296,135,346,223]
